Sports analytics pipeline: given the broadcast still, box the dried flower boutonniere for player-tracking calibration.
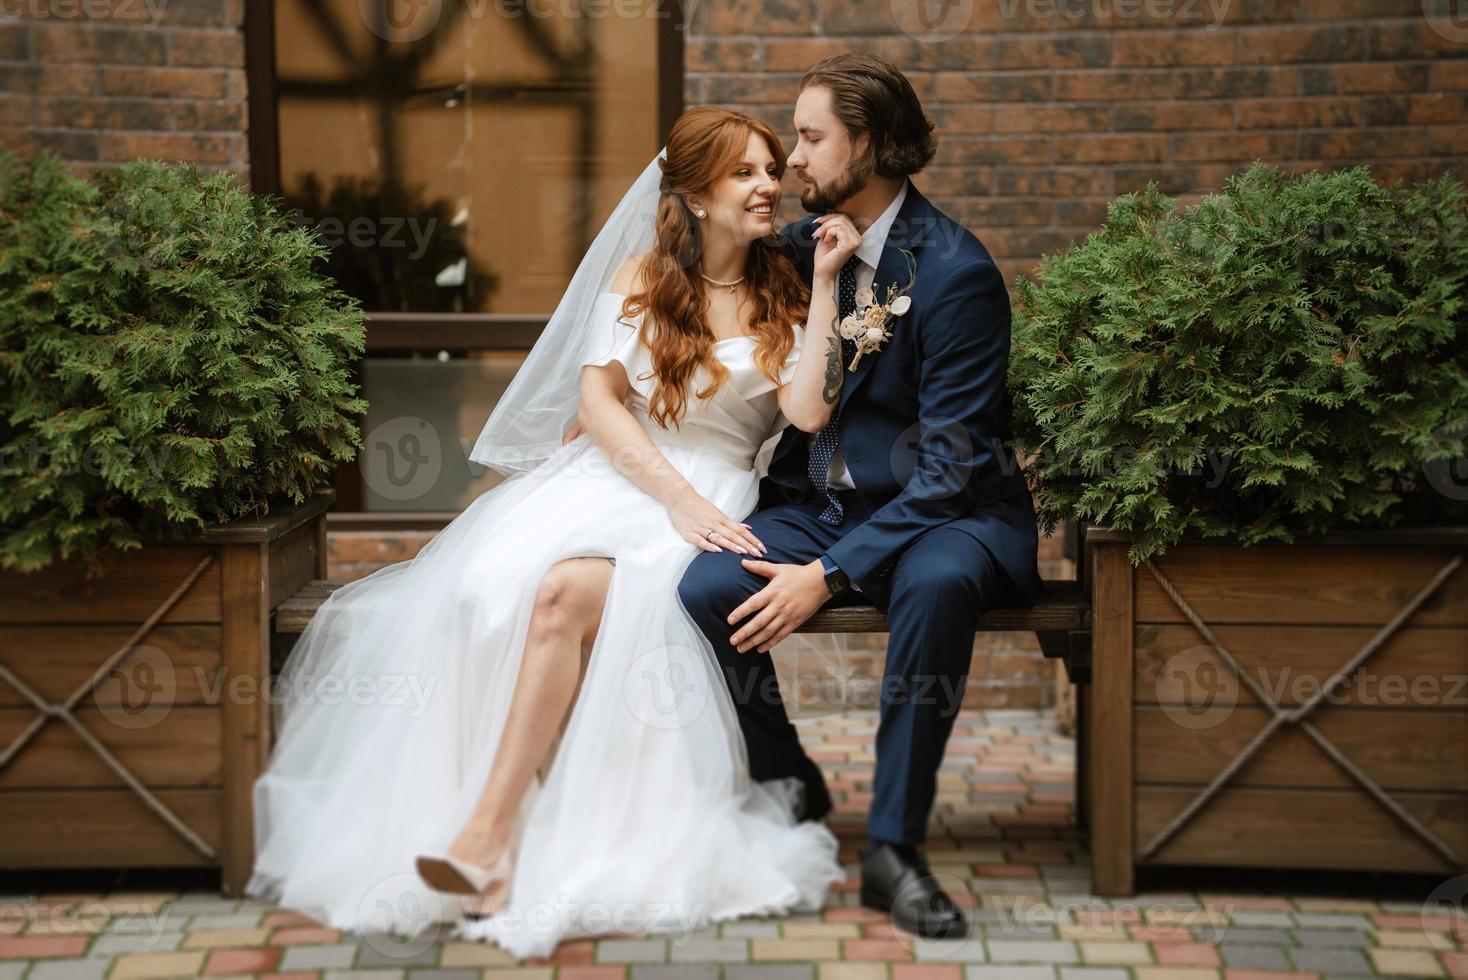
[836,248,918,371]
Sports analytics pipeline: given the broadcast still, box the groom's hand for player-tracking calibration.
[728,558,829,654]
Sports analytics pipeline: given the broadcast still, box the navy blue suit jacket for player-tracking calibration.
[759,181,1046,608]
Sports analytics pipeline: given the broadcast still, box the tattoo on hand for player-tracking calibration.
[822,328,842,405]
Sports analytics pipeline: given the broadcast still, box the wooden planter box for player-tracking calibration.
[0,492,332,895]
[1079,523,1468,896]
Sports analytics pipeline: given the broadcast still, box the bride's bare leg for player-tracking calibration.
[448,556,613,874]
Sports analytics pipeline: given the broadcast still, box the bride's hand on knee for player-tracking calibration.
[666,492,766,556]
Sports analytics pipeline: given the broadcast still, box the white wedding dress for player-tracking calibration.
[246,292,845,959]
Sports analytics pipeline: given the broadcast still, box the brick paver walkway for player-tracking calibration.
[3,709,1464,980]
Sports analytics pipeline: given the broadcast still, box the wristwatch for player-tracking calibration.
[819,554,850,596]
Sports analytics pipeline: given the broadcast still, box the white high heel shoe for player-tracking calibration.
[415,848,512,896]
[419,752,553,899]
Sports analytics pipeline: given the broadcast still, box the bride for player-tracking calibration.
[246,106,863,959]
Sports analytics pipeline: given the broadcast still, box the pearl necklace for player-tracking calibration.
[699,271,744,294]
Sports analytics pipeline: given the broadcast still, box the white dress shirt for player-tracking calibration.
[812,179,909,490]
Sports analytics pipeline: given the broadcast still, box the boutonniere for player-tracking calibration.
[836,248,917,371]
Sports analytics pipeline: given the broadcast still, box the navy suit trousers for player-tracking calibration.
[677,490,1016,845]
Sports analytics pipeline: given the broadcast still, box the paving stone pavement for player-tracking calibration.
[2,710,1464,980]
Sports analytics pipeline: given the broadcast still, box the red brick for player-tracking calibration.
[687,39,761,73]
[261,912,324,929]
[31,24,166,63]
[268,927,341,945]
[893,966,964,980]
[100,66,230,98]
[167,29,244,67]
[1171,131,1300,162]
[691,0,816,36]
[1237,97,1360,128]
[205,947,282,975]
[844,937,915,960]
[0,936,90,958]
[1237,24,1368,63]
[1302,62,1427,94]
[1114,101,1234,131]
[1299,127,1427,158]
[1156,943,1223,966]
[1055,134,1167,164]
[1113,30,1239,67]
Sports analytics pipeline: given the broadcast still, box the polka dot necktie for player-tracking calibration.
[809,253,863,525]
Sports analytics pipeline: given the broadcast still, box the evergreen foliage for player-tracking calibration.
[0,152,368,575]
[1010,162,1468,563]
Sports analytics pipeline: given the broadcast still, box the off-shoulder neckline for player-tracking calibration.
[603,291,758,346]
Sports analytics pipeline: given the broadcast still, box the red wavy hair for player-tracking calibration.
[621,107,811,429]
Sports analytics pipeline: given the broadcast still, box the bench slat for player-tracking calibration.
[274,579,1090,637]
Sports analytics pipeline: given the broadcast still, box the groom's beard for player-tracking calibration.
[798,162,866,214]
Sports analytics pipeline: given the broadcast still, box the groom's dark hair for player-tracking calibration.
[799,54,937,178]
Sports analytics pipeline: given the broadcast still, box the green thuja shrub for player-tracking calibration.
[1010,162,1468,563]
[0,152,368,575]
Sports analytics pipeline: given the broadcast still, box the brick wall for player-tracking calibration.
[685,0,1468,276]
[0,0,249,179]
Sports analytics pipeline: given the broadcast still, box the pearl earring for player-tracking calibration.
[693,206,706,218]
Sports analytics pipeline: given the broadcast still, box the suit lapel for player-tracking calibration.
[838,182,933,414]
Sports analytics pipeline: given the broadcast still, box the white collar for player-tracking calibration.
[854,179,909,271]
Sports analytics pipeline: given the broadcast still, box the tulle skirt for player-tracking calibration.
[245,432,845,959]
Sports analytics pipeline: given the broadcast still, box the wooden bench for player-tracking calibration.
[273,578,1093,681]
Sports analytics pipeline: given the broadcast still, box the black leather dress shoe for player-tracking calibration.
[860,843,968,939]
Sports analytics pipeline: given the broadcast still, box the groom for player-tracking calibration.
[677,54,1044,940]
